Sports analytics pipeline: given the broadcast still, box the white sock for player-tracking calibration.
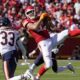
[9,74,23,80]
[29,63,36,72]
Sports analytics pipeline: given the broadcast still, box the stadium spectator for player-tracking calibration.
[74,0,80,15]
[69,45,80,60]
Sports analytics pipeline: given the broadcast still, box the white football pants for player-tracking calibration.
[38,30,68,69]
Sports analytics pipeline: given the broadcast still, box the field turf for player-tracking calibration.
[0,60,80,80]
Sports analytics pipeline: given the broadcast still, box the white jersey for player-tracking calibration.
[0,27,20,55]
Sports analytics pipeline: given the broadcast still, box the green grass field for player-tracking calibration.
[0,60,80,80]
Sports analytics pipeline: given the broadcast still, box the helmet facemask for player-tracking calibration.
[25,9,36,19]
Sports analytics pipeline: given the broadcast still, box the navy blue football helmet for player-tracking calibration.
[2,17,11,26]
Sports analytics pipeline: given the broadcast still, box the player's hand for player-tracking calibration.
[40,12,49,20]
[29,50,36,57]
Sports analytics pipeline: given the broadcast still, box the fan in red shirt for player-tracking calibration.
[36,0,45,8]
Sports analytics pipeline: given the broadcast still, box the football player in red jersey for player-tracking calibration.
[22,5,80,80]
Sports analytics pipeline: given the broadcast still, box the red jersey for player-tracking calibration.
[23,18,50,43]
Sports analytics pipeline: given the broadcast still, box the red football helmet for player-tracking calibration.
[25,6,36,19]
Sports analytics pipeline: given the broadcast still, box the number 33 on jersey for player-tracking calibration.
[0,27,19,55]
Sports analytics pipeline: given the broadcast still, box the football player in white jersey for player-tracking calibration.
[0,17,27,80]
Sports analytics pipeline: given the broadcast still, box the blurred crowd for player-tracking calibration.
[0,0,80,58]
[0,0,80,31]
